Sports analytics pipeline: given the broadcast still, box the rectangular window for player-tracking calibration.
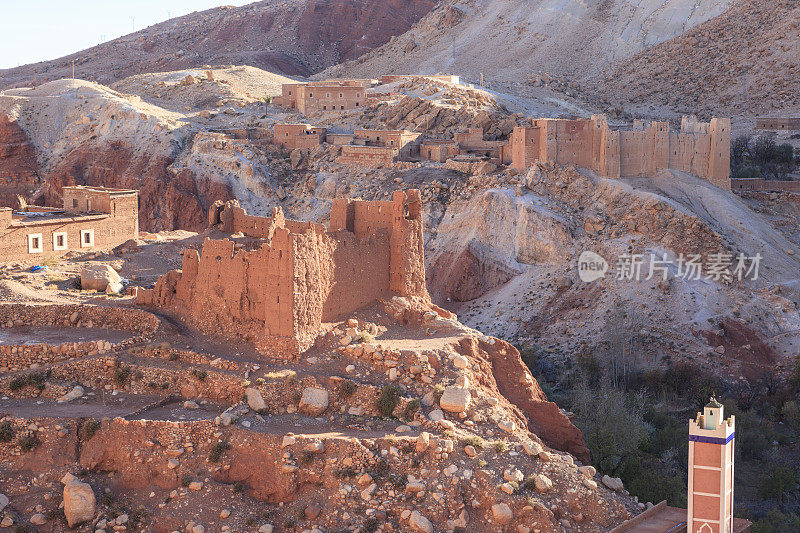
[80,229,95,248]
[326,93,331,98]
[53,232,68,251]
[309,92,313,98]
[87,199,92,211]
[28,233,43,254]
[72,198,78,208]
[339,93,343,98]
[323,105,327,110]
[356,102,359,107]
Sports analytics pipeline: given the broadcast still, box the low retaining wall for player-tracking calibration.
[0,304,160,373]
[731,178,800,193]
[0,304,160,334]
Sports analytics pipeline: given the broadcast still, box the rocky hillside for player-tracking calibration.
[0,0,437,89]
[592,0,800,118]
[321,0,731,87]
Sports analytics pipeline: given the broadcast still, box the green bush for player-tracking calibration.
[734,165,762,180]
[376,384,402,417]
[81,419,101,441]
[751,509,800,533]
[112,363,131,386]
[403,399,420,420]
[338,380,357,398]
[9,372,47,392]
[759,466,799,501]
[0,421,16,443]
[208,441,231,463]
[18,433,40,453]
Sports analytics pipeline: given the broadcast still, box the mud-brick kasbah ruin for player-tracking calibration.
[0,68,768,533]
[137,190,428,357]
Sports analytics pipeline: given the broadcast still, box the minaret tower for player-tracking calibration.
[688,397,736,533]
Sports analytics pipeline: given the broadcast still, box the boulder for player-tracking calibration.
[299,387,329,416]
[245,388,267,412]
[491,503,513,525]
[30,514,47,525]
[0,493,7,513]
[415,431,430,453]
[63,479,96,527]
[409,511,433,533]
[57,385,84,403]
[523,440,543,456]
[534,474,553,492]
[602,475,624,492]
[80,264,122,292]
[439,386,471,413]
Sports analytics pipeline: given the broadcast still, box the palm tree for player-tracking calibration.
[262,96,272,118]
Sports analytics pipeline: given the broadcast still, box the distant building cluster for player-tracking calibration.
[271,76,732,189]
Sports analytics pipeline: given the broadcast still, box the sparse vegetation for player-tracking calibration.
[18,433,40,453]
[520,338,800,526]
[376,384,402,416]
[459,434,486,449]
[731,133,798,180]
[338,379,357,398]
[112,362,131,386]
[81,419,101,441]
[403,398,420,420]
[191,369,207,382]
[0,421,16,443]
[9,371,47,392]
[208,441,231,463]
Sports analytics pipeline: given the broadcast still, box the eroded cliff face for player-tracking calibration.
[0,114,40,207]
[455,335,590,462]
[40,149,230,233]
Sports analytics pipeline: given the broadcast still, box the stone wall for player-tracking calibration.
[337,145,397,167]
[0,304,159,372]
[295,83,368,115]
[731,178,800,193]
[138,191,428,357]
[756,117,800,131]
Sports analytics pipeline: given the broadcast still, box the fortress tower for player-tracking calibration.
[688,398,736,533]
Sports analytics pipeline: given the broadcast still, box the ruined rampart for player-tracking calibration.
[511,115,731,190]
[137,191,428,357]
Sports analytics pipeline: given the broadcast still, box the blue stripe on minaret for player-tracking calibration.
[689,433,735,445]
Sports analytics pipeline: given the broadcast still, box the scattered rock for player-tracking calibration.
[80,264,122,292]
[299,387,329,416]
[409,510,433,533]
[439,386,471,413]
[602,475,624,492]
[245,387,267,411]
[491,503,513,524]
[63,479,96,527]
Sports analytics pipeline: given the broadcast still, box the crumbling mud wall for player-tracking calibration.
[138,191,428,357]
[511,115,731,189]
